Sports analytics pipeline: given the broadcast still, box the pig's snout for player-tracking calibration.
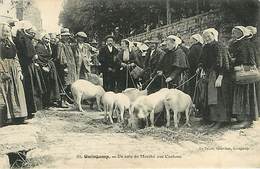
[137,113,146,119]
[132,107,144,119]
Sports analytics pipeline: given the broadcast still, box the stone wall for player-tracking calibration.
[128,10,229,46]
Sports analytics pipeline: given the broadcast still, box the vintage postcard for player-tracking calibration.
[0,0,260,168]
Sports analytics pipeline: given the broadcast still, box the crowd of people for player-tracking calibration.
[0,20,259,130]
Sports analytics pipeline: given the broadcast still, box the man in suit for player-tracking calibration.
[98,35,119,91]
[143,38,165,94]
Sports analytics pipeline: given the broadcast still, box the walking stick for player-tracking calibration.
[126,65,129,89]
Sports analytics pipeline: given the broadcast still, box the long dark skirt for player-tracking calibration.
[207,71,232,122]
[42,61,60,107]
[116,68,135,92]
[22,63,46,116]
[194,77,208,119]
[232,83,259,121]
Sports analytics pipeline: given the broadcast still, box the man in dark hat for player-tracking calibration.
[143,37,165,94]
[98,35,118,91]
[56,28,77,105]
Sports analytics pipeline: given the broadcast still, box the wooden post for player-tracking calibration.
[166,0,171,24]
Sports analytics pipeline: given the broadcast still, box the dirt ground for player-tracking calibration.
[1,105,260,169]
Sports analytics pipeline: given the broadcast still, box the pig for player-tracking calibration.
[84,73,103,108]
[113,93,131,123]
[71,80,105,112]
[122,88,148,102]
[130,88,170,127]
[101,91,117,124]
[163,89,193,128]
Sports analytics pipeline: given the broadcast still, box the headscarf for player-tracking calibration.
[133,42,149,51]
[12,20,36,37]
[167,35,182,48]
[246,26,257,35]
[0,22,14,43]
[191,34,204,44]
[39,32,50,40]
[232,26,251,41]
[203,28,219,41]
[122,39,134,52]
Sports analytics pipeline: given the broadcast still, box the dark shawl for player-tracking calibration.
[159,46,189,77]
[200,41,230,75]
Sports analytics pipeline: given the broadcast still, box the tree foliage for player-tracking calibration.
[221,0,259,26]
[59,0,259,41]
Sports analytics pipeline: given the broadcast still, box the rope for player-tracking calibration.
[162,74,169,88]
[175,73,197,89]
[144,74,158,90]
[56,73,74,103]
[126,66,129,89]
[153,73,197,124]
[192,75,199,103]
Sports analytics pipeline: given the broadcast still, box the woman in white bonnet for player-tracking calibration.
[0,23,28,125]
[229,26,259,129]
[14,20,46,118]
[157,35,189,90]
[35,33,60,108]
[188,34,204,111]
[199,28,232,130]
[246,26,260,118]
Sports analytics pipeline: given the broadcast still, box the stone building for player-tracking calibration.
[16,0,42,30]
[0,0,17,23]
[0,0,42,30]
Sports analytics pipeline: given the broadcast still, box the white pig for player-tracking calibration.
[122,88,148,102]
[71,80,105,112]
[163,89,193,128]
[113,93,131,123]
[130,88,169,127]
[101,91,117,124]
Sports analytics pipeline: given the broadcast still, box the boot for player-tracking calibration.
[208,122,223,132]
[231,121,252,130]
[208,122,216,128]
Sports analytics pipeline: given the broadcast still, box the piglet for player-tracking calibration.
[101,91,117,124]
[113,93,131,123]
[163,89,193,128]
[130,88,169,127]
[71,80,105,112]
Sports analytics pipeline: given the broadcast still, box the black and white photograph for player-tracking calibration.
[0,0,260,168]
